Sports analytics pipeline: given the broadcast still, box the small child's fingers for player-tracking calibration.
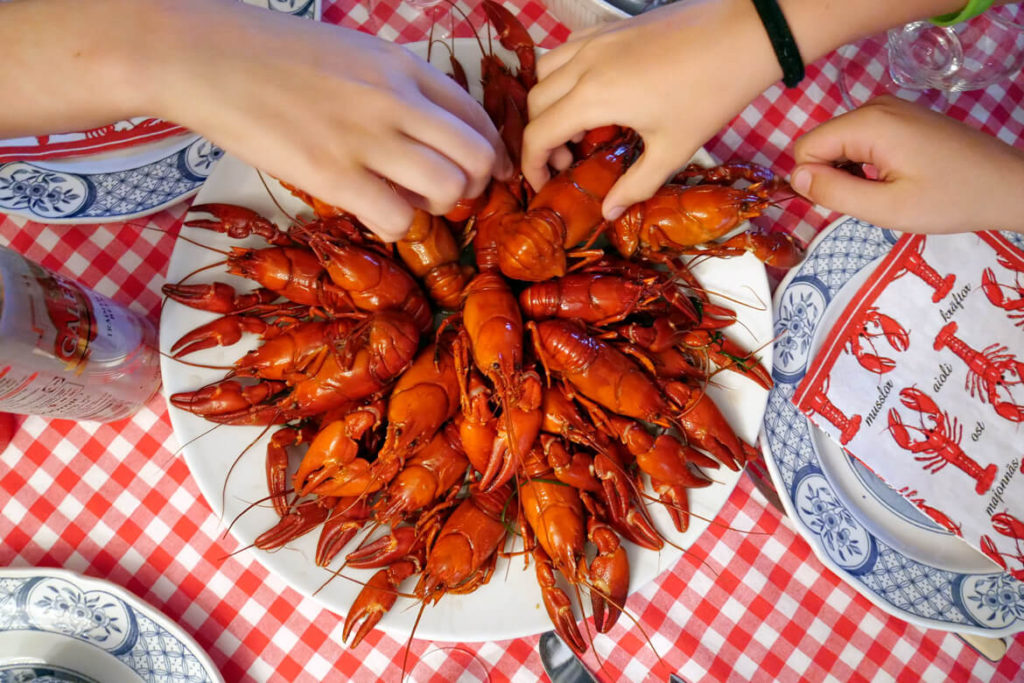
[790,163,910,230]
[522,103,598,192]
[535,39,586,81]
[549,145,574,172]
[600,146,680,221]
[326,171,415,241]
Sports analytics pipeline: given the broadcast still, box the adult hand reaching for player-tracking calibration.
[519,0,971,222]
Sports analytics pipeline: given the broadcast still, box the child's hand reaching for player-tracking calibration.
[0,0,512,242]
[520,0,781,221]
[791,95,1024,234]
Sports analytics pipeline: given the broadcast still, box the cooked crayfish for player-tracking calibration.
[161,0,799,663]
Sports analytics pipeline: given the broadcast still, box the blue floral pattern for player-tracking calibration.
[798,475,865,563]
[761,216,1024,635]
[0,166,89,218]
[960,575,1024,627]
[0,665,101,683]
[774,277,829,382]
[33,584,125,643]
[184,142,225,177]
[0,572,219,683]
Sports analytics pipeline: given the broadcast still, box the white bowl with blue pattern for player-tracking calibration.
[0,568,222,683]
[761,215,1024,637]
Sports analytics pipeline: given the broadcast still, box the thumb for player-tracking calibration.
[791,163,901,222]
[601,149,678,221]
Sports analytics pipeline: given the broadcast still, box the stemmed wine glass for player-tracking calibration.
[836,4,1024,113]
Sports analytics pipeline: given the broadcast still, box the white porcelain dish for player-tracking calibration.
[761,215,1024,637]
[159,37,773,643]
[0,567,222,683]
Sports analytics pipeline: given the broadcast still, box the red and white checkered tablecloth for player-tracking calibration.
[2,1,1023,681]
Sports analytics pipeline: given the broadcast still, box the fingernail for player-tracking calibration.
[604,206,624,222]
[362,218,401,243]
[791,167,812,196]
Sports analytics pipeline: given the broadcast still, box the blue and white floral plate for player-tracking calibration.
[0,567,222,683]
[761,215,1024,637]
[0,0,318,225]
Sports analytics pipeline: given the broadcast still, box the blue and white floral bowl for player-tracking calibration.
[0,568,222,683]
[760,215,1024,636]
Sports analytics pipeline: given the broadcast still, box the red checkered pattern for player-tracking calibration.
[1,1,1023,681]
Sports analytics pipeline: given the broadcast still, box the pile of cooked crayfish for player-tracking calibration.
[162,0,803,657]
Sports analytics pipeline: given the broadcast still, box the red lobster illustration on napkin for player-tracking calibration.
[887,386,998,494]
[794,231,1024,582]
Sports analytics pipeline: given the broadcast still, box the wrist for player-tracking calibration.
[775,0,967,66]
[108,0,208,121]
[711,0,790,93]
[748,0,804,87]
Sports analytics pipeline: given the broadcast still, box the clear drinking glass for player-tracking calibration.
[406,646,490,682]
[838,4,1024,111]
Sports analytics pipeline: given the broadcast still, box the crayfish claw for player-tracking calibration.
[170,314,270,357]
[534,547,586,655]
[587,519,628,633]
[346,526,419,569]
[169,379,287,420]
[162,281,278,315]
[254,500,330,551]
[343,560,417,648]
[186,203,291,245]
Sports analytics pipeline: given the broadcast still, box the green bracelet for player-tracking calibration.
[930,0,996,27]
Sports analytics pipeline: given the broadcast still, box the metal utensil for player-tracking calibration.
[958,631,1010,662]
[539,630,597,683]
[747,455,1009,661]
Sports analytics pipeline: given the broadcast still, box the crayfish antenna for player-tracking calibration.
[220,421,276,522]
[605,588,667,672]
[402,599,430,682]
[440,0,488,58]
[255,169,301,227]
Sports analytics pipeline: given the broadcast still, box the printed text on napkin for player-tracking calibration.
[793,231,1024,581]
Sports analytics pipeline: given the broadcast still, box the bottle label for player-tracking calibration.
[37,267,97,374]
[0,246,161,422]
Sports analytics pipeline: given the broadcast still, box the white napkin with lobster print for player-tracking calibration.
[793,231,1024,582]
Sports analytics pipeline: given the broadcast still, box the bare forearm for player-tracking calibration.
[775,0,967,78]
[0,0,170,138]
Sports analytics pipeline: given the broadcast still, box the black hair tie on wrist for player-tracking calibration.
[750,0,805,88]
